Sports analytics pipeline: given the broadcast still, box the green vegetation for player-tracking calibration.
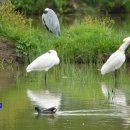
[0,1,37,58]
[10,0,68,14]
[84,0,130,13]
[10,0,130,14]
[10,0,46,14]
[0,1,129,63]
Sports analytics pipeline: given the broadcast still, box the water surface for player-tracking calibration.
[0,64,130,130]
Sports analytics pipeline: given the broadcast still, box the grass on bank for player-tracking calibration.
[0,1,129,63]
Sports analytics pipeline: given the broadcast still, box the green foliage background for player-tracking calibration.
[0,1,129,63]
[10,0,130,14]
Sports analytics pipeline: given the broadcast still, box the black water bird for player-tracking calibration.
[35,106,57,114]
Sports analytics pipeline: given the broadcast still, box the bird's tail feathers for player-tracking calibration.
[26,66,31,72]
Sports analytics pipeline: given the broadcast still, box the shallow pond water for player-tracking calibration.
[0,64,130,130]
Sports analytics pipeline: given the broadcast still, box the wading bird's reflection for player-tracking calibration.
[27,89,61,111]
[101,83,127,106]
[101,83,130,127]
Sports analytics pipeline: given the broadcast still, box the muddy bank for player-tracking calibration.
[0,37,25,64]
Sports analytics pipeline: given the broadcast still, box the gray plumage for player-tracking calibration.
[42,8,60,36]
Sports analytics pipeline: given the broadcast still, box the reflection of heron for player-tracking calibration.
[26,50,60,87]
[27,89,61,111]
[42,8,60,36]
[101,37,130,79]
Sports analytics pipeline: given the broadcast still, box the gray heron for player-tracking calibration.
[42,8,60,36]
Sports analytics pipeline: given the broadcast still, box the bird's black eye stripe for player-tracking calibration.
[43,10,48,14]
[48,51,51,54]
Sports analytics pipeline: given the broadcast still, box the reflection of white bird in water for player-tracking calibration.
[101,37,130,78]
[101,83,115,103]
[101,83,130,126]
[27,89,61,110]
[101,83,127,106]
[26,50,60,87]
[42,8,60,36]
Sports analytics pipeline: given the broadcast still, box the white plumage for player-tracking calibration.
[101,37,130,75]
[42,8,60,36]
[27,89,61,110]
[26,50,60,72]
[101,83,127,106]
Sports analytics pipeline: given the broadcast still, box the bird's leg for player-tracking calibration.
[111,89,115,101]
[114,69,118,87]
[114,69,118,79]
[45,72,47,88]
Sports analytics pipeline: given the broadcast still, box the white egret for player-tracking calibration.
[42,8,60,36]
[101,37,130,78]
[26,50,60,86]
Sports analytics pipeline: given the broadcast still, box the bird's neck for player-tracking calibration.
[118,42,129,51]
